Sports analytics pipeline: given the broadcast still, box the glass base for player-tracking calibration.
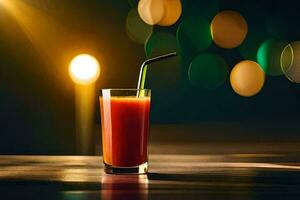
[104,162,148,174]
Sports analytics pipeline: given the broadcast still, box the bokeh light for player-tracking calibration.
[188,53,228,90]
[145,31,179,57]
[281,41,300,83]
[126,8,153,45]
[176,16,212,52]
[145,32,181,90]
[230,60,265,97]
[69,54,100,85]
[138,0,182,26]
[211,10,248,49]
[257,39,287,76]
[138,0,165,25]
[158,0,182,26]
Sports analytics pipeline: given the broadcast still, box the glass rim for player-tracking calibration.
[99,88,151,96]
[100,88,151,91]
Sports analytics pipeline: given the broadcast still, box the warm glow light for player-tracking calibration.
[0,0,68,66]
[158,0,182,26]
[211,10,248,49]
[230,60,265,97]
[138,0,182,26]
[69,54,100,85]
[138,0,165,25]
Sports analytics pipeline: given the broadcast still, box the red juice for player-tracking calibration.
[100,96,150,167]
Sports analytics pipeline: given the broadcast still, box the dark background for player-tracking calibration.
[0,0,299,154]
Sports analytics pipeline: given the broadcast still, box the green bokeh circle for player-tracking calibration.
[188,53,228,90]
[176,17,212,53]
[126,8,153,45]
[145,32,179,57]
[257,39,288,76]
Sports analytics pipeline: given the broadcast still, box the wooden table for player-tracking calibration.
[0,154,299,199]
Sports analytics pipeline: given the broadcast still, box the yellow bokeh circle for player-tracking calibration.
[69,54,100,85]
[211,10,248,49]
[138,0,165,25]
[158,0,182,26]
[230,60,265,97]
[138,0,182,26]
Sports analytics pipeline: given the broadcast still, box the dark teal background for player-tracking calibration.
[0,0,299,154]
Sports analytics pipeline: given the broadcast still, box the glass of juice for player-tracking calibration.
[99,89,151,174]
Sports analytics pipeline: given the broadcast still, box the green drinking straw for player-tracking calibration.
[137,52,177,96]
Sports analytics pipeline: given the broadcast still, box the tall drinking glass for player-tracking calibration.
[99,89,151,174]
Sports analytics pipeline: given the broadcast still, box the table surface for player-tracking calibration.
[0,154,300,200]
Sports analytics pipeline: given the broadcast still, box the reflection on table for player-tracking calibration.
[101,174,148,200]
[0,153,299,199]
